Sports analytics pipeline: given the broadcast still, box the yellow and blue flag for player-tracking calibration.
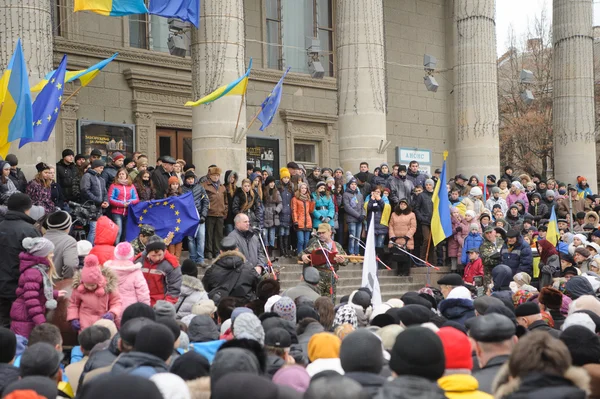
[149,0,200,28]
[547,205,560,246]
[74,0,148,16]
[185,58,252,107]
[31,53,118,93]
[20,55,68,148]
[257,67,290,131]
[431,151,452,245]
[0,39,34,158]
[126,192,199,244]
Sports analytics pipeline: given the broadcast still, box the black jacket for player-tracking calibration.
[201,250,260,302]
[0,363,20,393]
[413,190,434,226]
[80,168,107,206]
[473,354,509,394]
[501,372,586,399]
[8,168,27,192]
[151,165,172,199]
[182,180,210,222]
[266,354,285,377]
[79,334,120,386]
[345,371,387,398]
[110,351,168,376]
[528,320,560,338]
[375,375,447,399]
[100,163,119,191]
[0,211,40,299]
[56,160,78,202]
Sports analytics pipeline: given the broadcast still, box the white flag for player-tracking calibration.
[362,213,382,308]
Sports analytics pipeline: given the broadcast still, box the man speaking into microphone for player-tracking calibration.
[227,213,267,270]
[300,223,348,301]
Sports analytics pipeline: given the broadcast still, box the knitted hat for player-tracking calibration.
[265,176,275,186]
[149,373,190,399]
[538,287,563,310]
[425,179,435,186]
[3,376,58,399]
[181,259,197,277]
[184,170,196,180]
[145,236,167,253]
[154,300,176,320]
[272,297,296,324]
[560,325,600,366]
[376,324,404,351]
[340,329,384,374]
[47,210,72,230]
[307,332,341,362]
[114,242,134,261]
[7,193,32,213]
[133,323,175,362]
[0,327,16,363]
[22,237,54,258]
[296,305,320,323]
[233,313,265,345]
[470,186,483,197]
[231,307,253,322]
[188,315,219,343]
[272,365,311,393]
[279,168,291,180]
[168,176,179,186]
[333,305,358,328]
[389,327,445,381]
[470,223,479,231]
[111,152,124,161]
[371,313,396,328]
[91,160,105,169]
[170,351,210,381]
[316,181,326,190]
[562,313,596,333]
[79,255,106,295]
[437,327,473,370]
[93,319,118,339]
[77,374,163,399]
[264,295,282,313]
[77,240,93,257]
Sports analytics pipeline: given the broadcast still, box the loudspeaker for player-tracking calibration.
[424,75,439,92]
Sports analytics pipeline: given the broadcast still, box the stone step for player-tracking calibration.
[278,275,416,289]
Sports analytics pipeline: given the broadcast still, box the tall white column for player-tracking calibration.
[336,0,387,172]
[553,0,597,191]
[190,0,246,176]
[0,0,55,172]
[454,0,500,176]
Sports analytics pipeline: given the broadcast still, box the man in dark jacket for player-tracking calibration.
[387,165,414,206]
[202,236,261,303]
[80,160,109,245]
[354,172,372,200]
[228,213,267,268]
[100,151,124,190]
[306,167,323,193]
[515,302,560,338]
[0,327,20,394]
[413,178,435,262]
[405,161,427,189]
[471,313,517,394]
[500,230,533,276]
[5,154,27,193]
[151,156,175,199]
[341,329,387,398]
[182,170,210,267]
[0,193,41,327]
[56,149,79,202]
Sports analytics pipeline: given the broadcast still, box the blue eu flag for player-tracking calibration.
[126,192,199,244]
[19,55,68,147]
[257,67,290,131]
[149,0,200,28]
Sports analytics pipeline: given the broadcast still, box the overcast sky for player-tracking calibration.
[496,0,600,56]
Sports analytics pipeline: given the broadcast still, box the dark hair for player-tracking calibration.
[451,187,460,193]
[409,161,419,167]
[314,297,335,331]
[79,326,111,354]
[217,297,237,322]
[29,324,62,347]
[360,162,369,167]
[113,168,132,185]
[133,170,155,199]
[507,331,572,378]
[394,201,412,215]
[121,303,156,325]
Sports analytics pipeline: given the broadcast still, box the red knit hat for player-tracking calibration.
[168,176,179,185]
[437,326,473,370]
[79,254,106,296]
[578,176,587,184]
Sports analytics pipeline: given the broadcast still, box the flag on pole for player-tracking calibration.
[257,67,290,131]
[20,55,68,147]
[74,0,148,16]
[0,39,34,158]
[31,53,119,93]
[185,58,252,107]
[149,0,200,28]
[431,151,452,245]
[362,213,382,309]
[547,205,560,246]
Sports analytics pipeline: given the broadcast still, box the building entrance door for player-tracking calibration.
[156,129,192,166]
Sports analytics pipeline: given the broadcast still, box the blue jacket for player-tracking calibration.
[190,339,226,363]
[501,237,533,276]
[311,192,335,229]
[278,184,294,227]
[461,232,484,264]
[438,298,475,326]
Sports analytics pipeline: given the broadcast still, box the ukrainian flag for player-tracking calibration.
[0,39,34,158]
[31,53,118,93]
[186,59,252,107]
[431,151,452,245]
[547,205,560,246]
[74,0,148,16]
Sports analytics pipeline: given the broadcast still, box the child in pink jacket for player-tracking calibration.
[104,242,150,317]
[67,254,122,331]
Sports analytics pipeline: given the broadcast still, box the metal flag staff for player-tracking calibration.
[256,229,277,280]
[349,234,392,270]
[389,240,440,285]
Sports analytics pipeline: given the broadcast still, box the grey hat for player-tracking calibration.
[161,155,177,164]
[20,342,63,378]
[234,312,265,345]
[303,267,320,285]
[91,159,105,169]
[154,300,176,319]
[473,296,504,315]
[467,313,516,342]
[491,187,500,194]
[220,236,237,251]
[340,329,384,374]
[211,348,261,387]
[546,190,556,198]
[22,237,55,258]
[425,179,435,186]
[188,315,219,343]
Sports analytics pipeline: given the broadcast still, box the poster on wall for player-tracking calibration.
[246,137,280,177]
[78,120,136,161]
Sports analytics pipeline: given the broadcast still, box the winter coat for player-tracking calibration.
[388,212,417,250]
[462,232,484,265]
[438,374,493,399]
[312,192,335,229]
[104,259,150,316]
[282,281,321,302]
[438,297,476,326]
[0,364,20,394]
[406,171,428,189]
[365,195,391,235]
[227,228,267,267]
[80,168,108,205]
[0,211,41,299]
[505,212,524,232]
[307,174,323,193]
[372,173,390,188]
[231,188,263,228]
[506,191,528,208]
[585,211,600,228]
[528,202,549,223]
[278,184,294,227]
[375,375,447,399]
[413,190,434,226]
[100,164,119,190]
[464,258,484,284]
[201,250,260,301]
[67,267,121,330]
[345,371,387,398]
[110,351,168,378]
[298,321,325,357]
[151,165,172,200]
[140,250,182,306]
[449,215,469,258]
[175,275,209,319]
[486,197,508,215]
[474,354,509,394]
[44,229,78,279]
[136,182,153,202]
[108,183,139,216]
[388,175,415,206]
[10,253,58,338]
[501,237,533,276]
[56,160,78,202]
[202,180,228,218]
[291,194,314,230]
[89,216,119,264]
[343,187,365,224]
[462,197,486,216]
[8,168,27,193]
[26,179,56,214]
[79,334,120,385]
[182,180,210,222]
[263,189,282,228]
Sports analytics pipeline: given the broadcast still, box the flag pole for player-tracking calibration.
[234,94,245,132]
[246,107,262,130]
[61,86,83,107]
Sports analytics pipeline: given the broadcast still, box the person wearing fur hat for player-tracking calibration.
[182,170,210,267]
[44,210,78,279]
[10,237,66,338]
[278,168,294,257]
[175,259,209,320]
[140,235,182,306]
[538,287,566,330]
[104,242,150,317]
[67,254,121,331]
[202,165,228,260]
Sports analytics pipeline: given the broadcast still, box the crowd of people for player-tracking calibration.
[1,149,600,398]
